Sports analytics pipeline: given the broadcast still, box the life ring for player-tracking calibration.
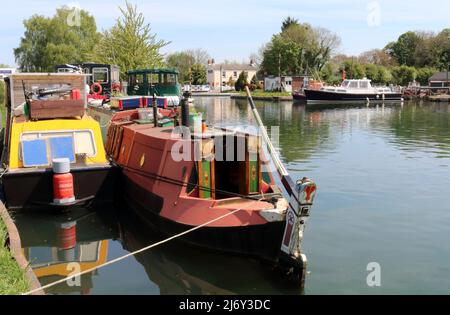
[90,83,103,95]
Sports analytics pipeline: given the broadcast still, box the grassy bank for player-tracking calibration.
[0,218,29,295]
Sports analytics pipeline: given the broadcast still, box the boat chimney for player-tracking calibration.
[181,91,190,127]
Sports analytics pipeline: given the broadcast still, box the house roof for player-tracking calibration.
[429,72,450,81]
[208,64,256,71]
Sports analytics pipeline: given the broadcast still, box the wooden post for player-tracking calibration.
[152,93,158,127]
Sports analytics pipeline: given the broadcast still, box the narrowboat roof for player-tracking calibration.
[126,68,179,75]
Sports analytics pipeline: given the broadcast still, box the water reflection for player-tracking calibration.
[12,98,450,295]
[13,208,117,295]
[194,98,450,163]
[14,206,303,295]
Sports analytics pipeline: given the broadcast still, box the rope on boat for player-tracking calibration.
[22,197,264,296]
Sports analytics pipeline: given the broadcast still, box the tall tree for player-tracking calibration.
[281,17,299,32]
[190,64,207,85]
[166,49,210,83]
[261,20,340,76]
[386,31,422,66]
[14,7,99,72]
[92,1,169,80]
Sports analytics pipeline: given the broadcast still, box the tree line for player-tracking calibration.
[12,1,208,84]
[258,17,449,86]
[6,9,450,90]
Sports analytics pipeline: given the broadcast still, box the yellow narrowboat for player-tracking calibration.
[1,73,116,210]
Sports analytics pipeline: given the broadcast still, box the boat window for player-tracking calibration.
[341,80,349,87]
[360,81,369,88]
[147,73,159,85]
[57,68,72,73]
[162,73,177,85]
[20,130,97,161]
[92,67,109,83]
[349,81,358,88]
[130,74,145,86]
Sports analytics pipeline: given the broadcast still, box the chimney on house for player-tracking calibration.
[211,58,215,65]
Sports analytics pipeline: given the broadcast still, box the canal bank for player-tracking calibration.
[0,203,42,294]
[192,92,294,102]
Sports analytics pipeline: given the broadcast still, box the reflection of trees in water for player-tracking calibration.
[370,103,450,156]
[253,101,335,164]
[194,97,336,165]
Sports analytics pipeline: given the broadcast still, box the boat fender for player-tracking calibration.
[90,82,103,95]
[52,158,75,205]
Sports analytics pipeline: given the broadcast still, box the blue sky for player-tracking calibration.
[1,0,449,67]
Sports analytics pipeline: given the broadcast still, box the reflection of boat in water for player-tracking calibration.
[13,207,117,294]
[117,207,304,295]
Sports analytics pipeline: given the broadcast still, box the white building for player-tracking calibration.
[264,76,293,93]
[0,68,16,80]
[206,60,257,91]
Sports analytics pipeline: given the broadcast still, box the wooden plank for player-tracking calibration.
[29,100,85,120]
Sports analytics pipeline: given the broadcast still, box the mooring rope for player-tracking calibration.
[22,197,264,295]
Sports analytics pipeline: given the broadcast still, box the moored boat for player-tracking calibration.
[1,73,116,210]
[304,78,403,104]
[106,91,317,282]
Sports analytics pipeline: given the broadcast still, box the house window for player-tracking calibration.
[222,71,226,78]
[234,71,238,78]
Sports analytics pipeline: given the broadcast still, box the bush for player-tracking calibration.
[235,71,248,91]
[416,67,436,86]
[391,65,417,86]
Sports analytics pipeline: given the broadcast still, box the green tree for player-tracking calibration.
[391,65,417,85]
[251,74,258,85]
[376,66,392,85]
[343,60,365,79]
[319,62,341,85]
[235,71,248,91]
[364,64,378,82]
[261,34,302,76]
[14,7,99,72]
[416,67,436,85]
[92,1,169,80]
[281,17,300,31]
[261,20,340,76]
[387,31,421,66]
[190,64,206,85]
[166,51,196,83]
[166,49,210,83]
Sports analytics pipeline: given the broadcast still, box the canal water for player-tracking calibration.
[12,98,450,294]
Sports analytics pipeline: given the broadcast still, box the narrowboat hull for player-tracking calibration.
[1,165,118,210]
[304,88,403,104]
[122,173,286,263]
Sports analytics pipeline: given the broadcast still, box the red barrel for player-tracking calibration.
[53,173,75,204]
